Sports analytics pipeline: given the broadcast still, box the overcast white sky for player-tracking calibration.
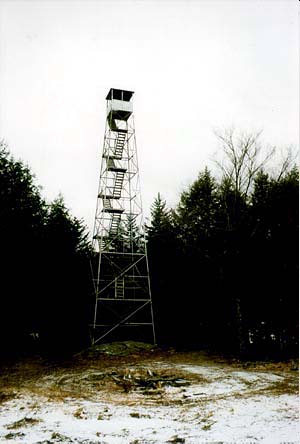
[0,0,298,232]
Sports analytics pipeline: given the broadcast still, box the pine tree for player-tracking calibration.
[0,143,92,354]
[146,194,180,345]
[0,142,47,352]
[147,193,172,236]
[247,166,299,357]
[176,168,218,247]
[124,213,142,253]
[41,196,91,352]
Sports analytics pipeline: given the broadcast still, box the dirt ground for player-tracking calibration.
[0,342,298,443]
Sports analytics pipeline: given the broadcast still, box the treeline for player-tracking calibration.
[0,142,92,356]
[0,128,298,360]
[147,130,299,359]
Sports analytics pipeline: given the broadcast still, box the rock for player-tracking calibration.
[167,435,185,443]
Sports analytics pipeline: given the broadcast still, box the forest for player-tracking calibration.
[0,129,298,360]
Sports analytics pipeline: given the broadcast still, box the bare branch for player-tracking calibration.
[214,127,273,197]
[275,145,299,180]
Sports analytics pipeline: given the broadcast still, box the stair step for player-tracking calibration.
[109,167,127,173]
[114,134,126,159]
[103,198,112,209]
[114,129,127,133]
[103,208,124,214]
[115,279,124,298]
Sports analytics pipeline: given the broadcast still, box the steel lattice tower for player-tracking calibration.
[91,88,155,345]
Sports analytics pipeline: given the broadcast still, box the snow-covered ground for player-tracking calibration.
[0,354,298,443]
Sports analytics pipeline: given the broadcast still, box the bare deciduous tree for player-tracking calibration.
[273,145,298,181]
[214,127,275,197]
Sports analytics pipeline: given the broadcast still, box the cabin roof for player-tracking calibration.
[106,88,134,101]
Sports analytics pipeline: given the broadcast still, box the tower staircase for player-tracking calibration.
[114,132,126,159]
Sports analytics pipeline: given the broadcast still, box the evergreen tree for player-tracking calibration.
[146,157,298,357]
[147,194,180,345]
[0,143,92,355]
[0,142,47,352]
[173,169,222,348]
[247,167,299,357]
[124,213,142,253]
[215,177,250,354]
[176,168,218,247]
[41,196,91,352]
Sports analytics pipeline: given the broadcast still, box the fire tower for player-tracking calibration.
[91,88,155,345]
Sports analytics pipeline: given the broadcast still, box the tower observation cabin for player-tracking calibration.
[91,88,155,345]
[106,88,134,127]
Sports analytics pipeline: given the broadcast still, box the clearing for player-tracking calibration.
[0,342,298,443]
